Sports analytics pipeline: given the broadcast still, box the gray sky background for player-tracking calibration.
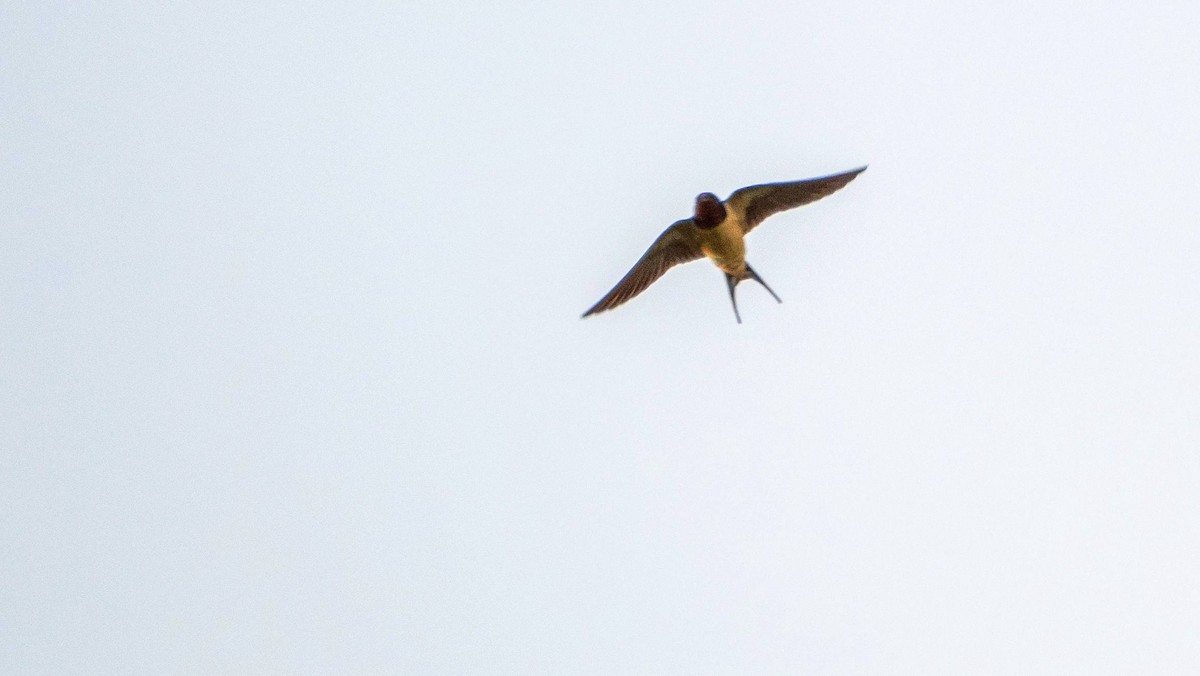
[4,2,1199,673]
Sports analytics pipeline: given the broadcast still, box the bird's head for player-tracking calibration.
[693,192,726,229]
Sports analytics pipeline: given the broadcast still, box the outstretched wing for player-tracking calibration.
[582,219,704,317]
[725,166,866,234]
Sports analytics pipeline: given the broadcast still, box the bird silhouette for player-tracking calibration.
[582,166,866,323]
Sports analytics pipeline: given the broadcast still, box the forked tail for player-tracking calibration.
[724,263,782,324]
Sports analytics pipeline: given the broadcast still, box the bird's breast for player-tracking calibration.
[698,215,747,276]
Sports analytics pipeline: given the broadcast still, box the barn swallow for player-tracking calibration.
[582,166,866,323]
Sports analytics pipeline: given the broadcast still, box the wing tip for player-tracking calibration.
[580,301,608,319]
[840,164,868,179]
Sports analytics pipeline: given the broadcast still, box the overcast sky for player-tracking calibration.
[4,2,1199,674]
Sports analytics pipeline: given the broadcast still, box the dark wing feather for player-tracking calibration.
[725,166,866,234]
[582,219,704,317]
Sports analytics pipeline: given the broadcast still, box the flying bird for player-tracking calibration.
[582,166,866,323]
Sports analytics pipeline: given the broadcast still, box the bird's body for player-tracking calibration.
[697,212,748,278]
[582,166,866,322]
